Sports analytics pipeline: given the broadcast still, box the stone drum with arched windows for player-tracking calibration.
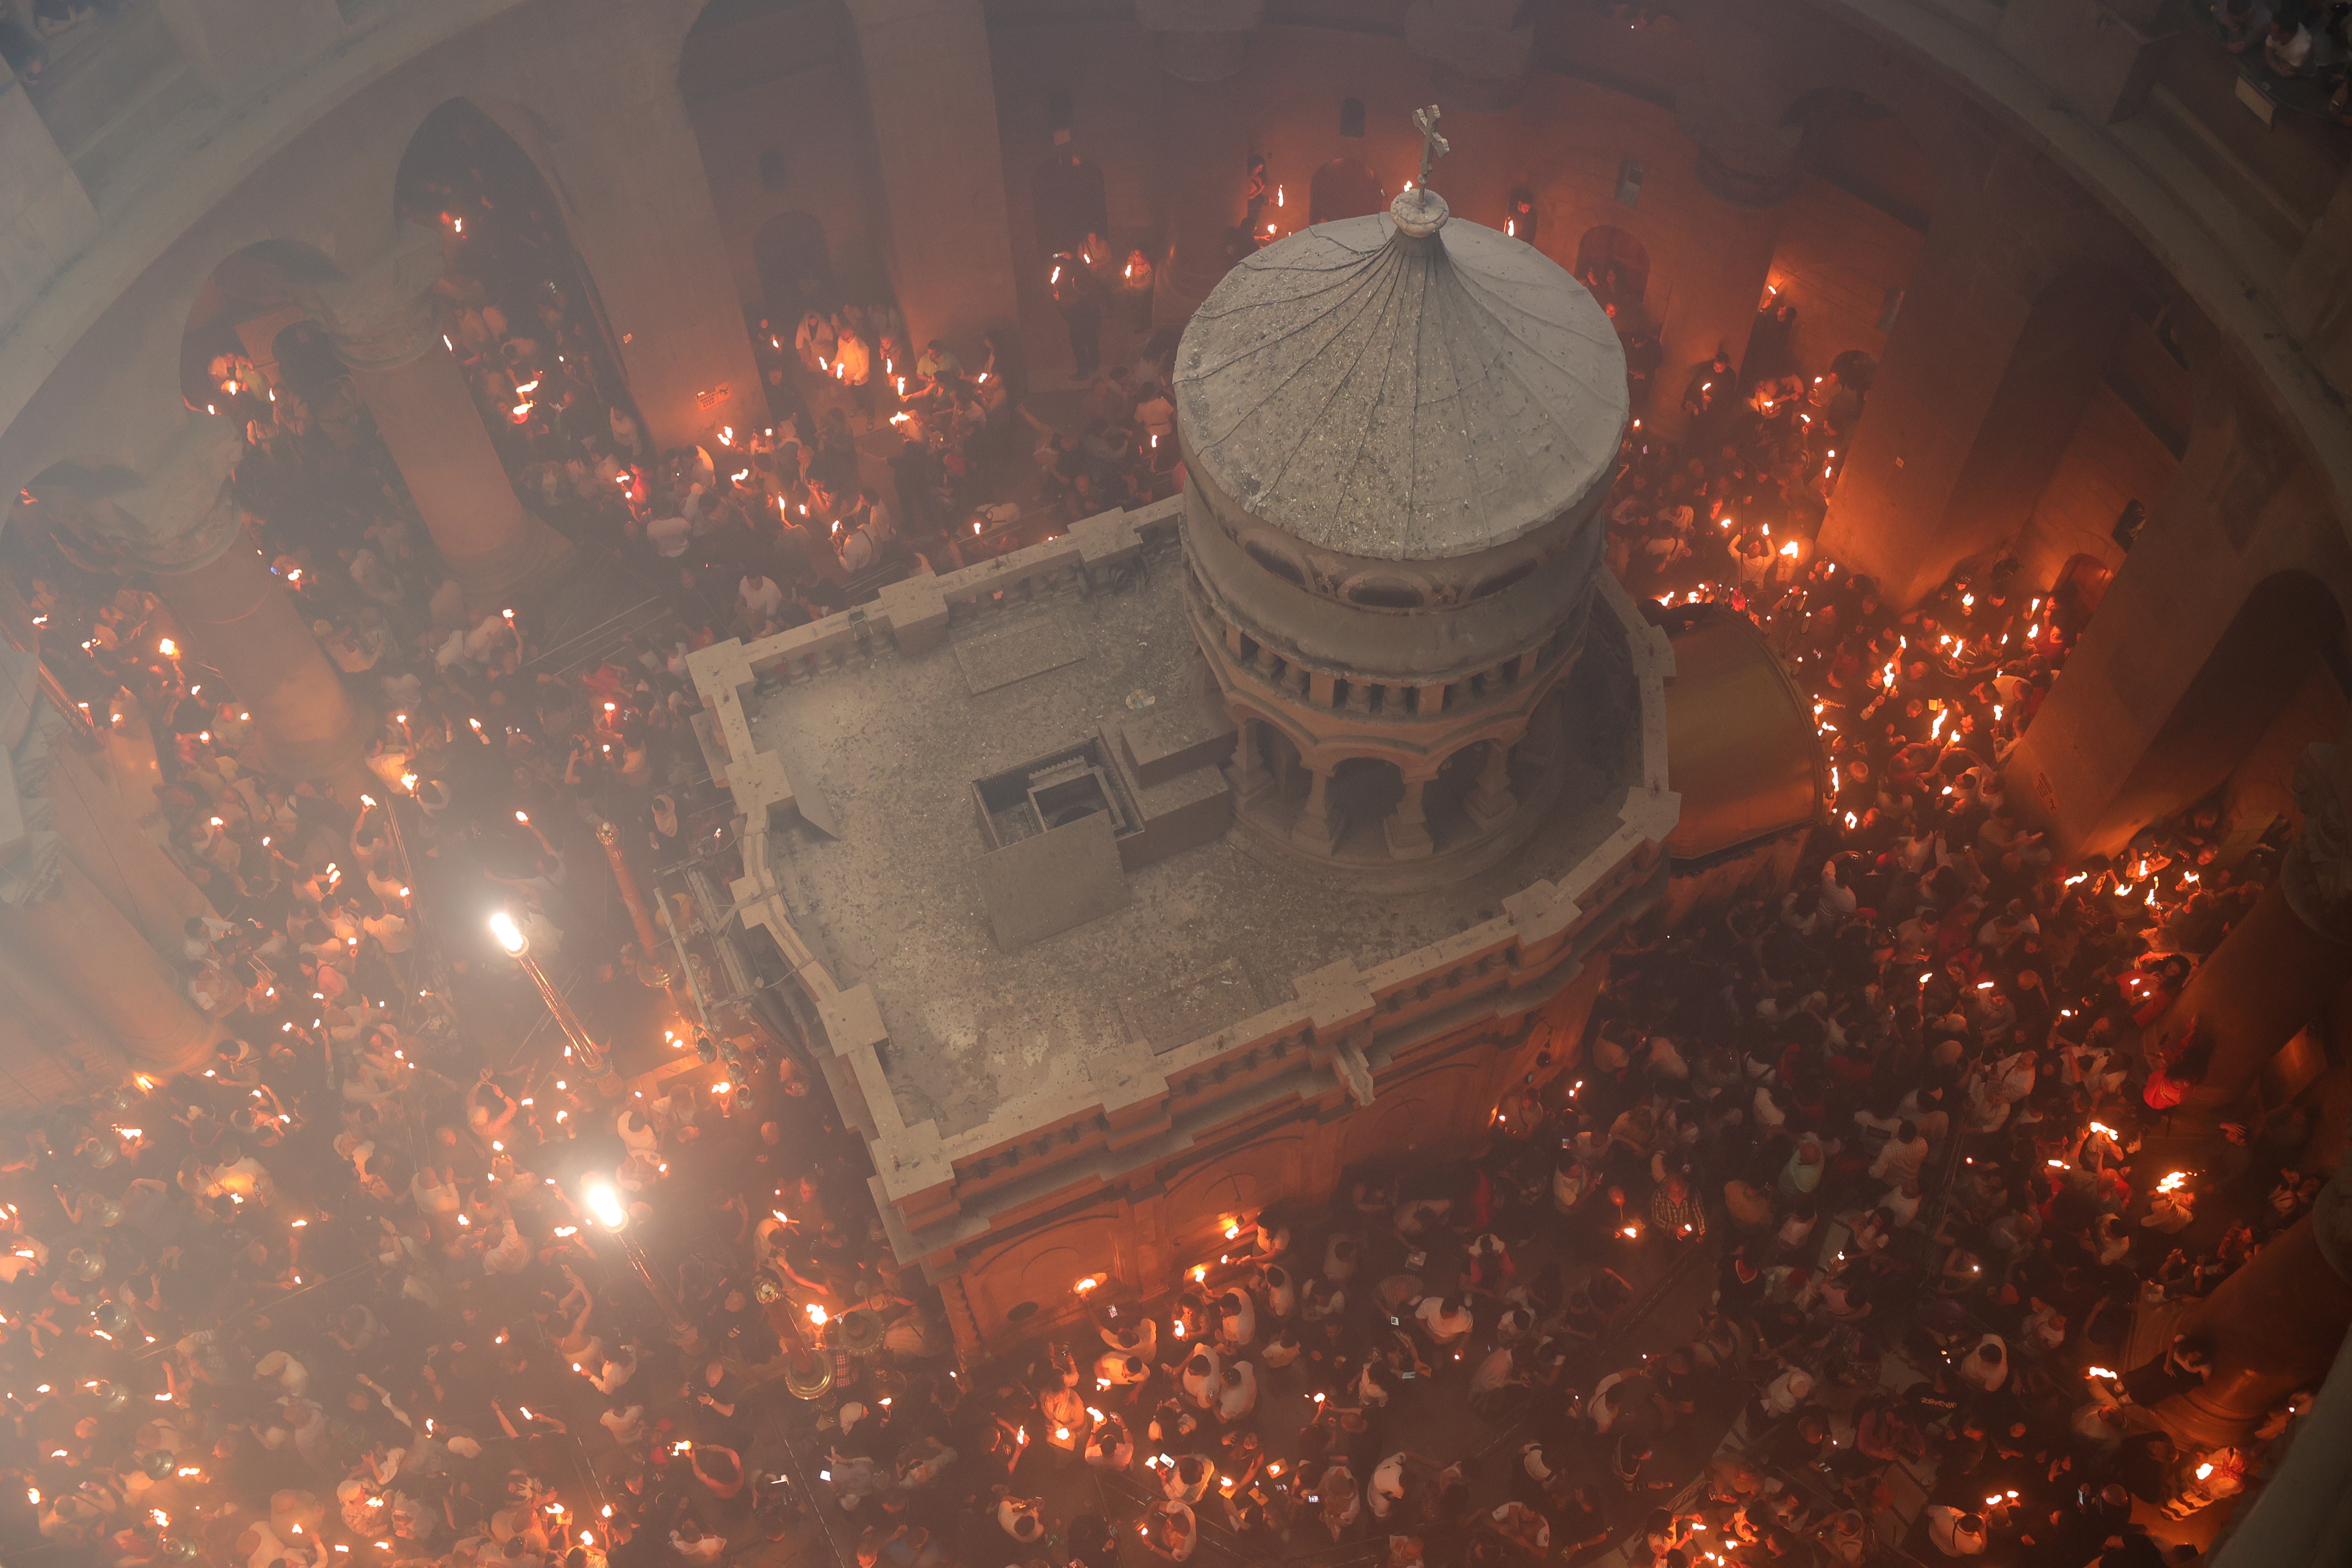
[1174,182,1628,883]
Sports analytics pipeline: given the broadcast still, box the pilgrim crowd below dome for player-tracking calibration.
[0,111,2323,1568]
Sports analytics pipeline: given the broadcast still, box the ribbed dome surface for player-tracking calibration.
[1174,192,1628,562]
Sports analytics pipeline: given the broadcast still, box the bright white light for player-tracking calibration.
[583,1181,627,1230]
[489,911,526,956]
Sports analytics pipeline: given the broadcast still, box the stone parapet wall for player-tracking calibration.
[687,508,1676,1349]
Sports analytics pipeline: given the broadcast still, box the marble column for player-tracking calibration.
[2161,1171,2352,1450]
[2166,738,2352,1113]
[1466,738,1517,828]
[1230,718,1276,807]
[315,232,573,616]
[1136,0,1260,327]
[21,705,214,954]
[1292,764,1338,854]
[1405,0,1536,113]
[35,418,376,799]
[1384,775,1435,860]
[0,841,220,1074]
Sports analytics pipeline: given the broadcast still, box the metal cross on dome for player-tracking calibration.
[1412,104,1451,190]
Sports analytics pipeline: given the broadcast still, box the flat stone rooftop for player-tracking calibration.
[741,544,1645,1141]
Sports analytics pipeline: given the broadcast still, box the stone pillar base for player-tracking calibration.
[1290,808,1338,854]
[1384,812,1435,859]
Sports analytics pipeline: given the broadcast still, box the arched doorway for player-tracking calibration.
[2048,551,2116,641]
[2090,572,2346,842]
[1033,154,1109,259]
[394,98,640,451]
[1327,755,1403,856]
[168,240,381,534]
[753,210,834,325]
[677,0,886,410]
[1426,740,1489,850]
[1309,158,1384,225]
[1573,226,1650,316]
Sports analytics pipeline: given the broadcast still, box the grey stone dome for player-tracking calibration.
[1173,190,1628,564]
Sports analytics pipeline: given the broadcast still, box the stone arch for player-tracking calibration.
[1328,755,1404,854]
[678,0,885,323]
[1427,733,1499,847]
[965,1209,1127,1338]
[2088,571,2347,847]
[392,96,638,433]
[175,238,348,416]
[1163,1137,1302,1246]
[2047,551,2117,640]
[1310,157,1385,225]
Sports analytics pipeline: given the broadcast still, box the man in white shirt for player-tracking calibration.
[1921,1506,1986,1557]
[738,573,786,627]
[2266,16,2314,74]
[1871,1121,1930,1185]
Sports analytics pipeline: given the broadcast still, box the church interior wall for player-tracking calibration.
[2015,381,2182,594]
[2212,663,2350,864]
[979,9,1166,363]
[2005,352,2352,856]
[681,61,888,324]
[1761,174,1923,377]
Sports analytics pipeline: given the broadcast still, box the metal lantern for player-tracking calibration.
[782,1354,834,1402]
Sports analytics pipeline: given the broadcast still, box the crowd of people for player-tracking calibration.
[0,187,2330,1568]
[2208,0,2352,124]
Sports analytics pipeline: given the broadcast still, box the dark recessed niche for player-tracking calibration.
[1348,579,1423,609]
[972,740,1138,850]
[1245,542,1307,588]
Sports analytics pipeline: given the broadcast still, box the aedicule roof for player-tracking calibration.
[1174,190,1628,563]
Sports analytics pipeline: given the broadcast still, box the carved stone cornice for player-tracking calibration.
[310,228,447,374]
[0,830,66,911]
[29,416,247,577]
